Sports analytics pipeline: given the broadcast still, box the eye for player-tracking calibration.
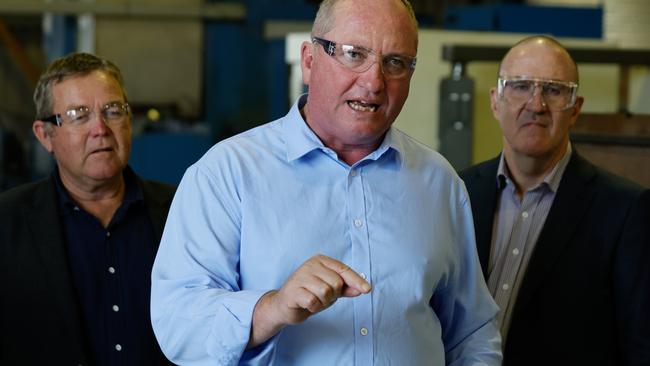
[66,108,90,125]
[104,105,126,119]
[341,45,366,63]
[385,56,407,70]
[508,80,532,93]
[543,83,566,97]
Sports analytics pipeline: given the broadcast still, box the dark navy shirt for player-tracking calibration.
[55,167,170,365]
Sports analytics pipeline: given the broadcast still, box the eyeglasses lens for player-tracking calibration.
[502,79,574,110]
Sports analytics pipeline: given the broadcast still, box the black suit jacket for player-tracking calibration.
[0,172,176,365]
[460,152,650,366]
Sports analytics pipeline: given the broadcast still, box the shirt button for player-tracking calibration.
[112,305,119,312]
[108,266,116,274]
[354,219,363,228]
[350,170,357,177]
[502,283,510,291]
[360,327,368,336]
[521,211,529,219]
[360,272,367,280]
[115,344,122,351]
[106,231,111,237]
[512,248,520,256]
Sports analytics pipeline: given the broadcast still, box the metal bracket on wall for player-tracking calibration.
[439,61,473,171]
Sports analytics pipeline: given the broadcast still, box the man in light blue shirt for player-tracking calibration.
[151,0,501,364]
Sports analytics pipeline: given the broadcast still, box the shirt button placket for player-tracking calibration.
[347,166,373,364]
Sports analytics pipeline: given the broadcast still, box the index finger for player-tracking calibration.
[317,255,371,295]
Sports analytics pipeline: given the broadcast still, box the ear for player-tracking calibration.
[300,41,314,86]
[33,120,54,154]
[489,87,500,120]
[568,96,584,127]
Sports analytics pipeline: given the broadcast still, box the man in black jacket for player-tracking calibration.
[0,53,175,365]
[460,35,650,365]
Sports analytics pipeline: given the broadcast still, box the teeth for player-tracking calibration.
[348,101,377,112]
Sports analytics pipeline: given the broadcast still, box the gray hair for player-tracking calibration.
[33,52,126,121]
[312,0,418,37]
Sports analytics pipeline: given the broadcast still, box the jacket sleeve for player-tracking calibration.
[614,189,650,365]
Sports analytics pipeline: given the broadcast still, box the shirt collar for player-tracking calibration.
[496,143,572,193]
[284,94,324,162]
[283,94,402,166]
[54,165,143,213]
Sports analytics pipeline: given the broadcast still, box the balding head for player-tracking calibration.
[499,35,579,84]
[312,0,418,46]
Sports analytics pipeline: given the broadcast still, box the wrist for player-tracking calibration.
[248,290,284,349]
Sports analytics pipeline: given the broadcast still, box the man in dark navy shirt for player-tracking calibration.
[0,52,175,365]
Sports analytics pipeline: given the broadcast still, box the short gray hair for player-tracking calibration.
[33,52,126,121]
[312,0,418,37]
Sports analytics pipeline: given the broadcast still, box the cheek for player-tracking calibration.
[113,125,132,143]
[497,107,520,133]
[52,141,83,167]
[498,117,519,142]
[53,133,84,154]
[386,82,410,112]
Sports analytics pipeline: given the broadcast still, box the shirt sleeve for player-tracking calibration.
[432,182,503,366]
[150,160,277,365]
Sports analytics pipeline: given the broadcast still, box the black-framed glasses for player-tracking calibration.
[497,76,578,111]
[312,36,416,79]
[41,101,131,128]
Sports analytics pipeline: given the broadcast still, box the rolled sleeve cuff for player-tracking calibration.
[207,289,278,365]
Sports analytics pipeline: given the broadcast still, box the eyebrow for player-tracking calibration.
[337,39,415,58]
[61,100,124,110]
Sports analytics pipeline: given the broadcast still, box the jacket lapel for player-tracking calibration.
[140,180,174,245]
[27,178,89,359]
[465,157,501,278]
[513,152,597,313]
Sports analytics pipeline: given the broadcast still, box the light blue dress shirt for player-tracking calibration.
[151,96,501,365]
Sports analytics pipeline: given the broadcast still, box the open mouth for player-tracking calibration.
[348,100,379,112]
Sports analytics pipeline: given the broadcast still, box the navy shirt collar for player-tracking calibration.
[53,166,144,219]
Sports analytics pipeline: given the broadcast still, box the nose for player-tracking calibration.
[525,85,547,112]
[87,110,111,135]
[356,60,385,93]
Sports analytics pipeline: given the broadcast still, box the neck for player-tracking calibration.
[300,107,384,166]
[503,145,567,200]
[335,145,379,166]
[60,170,126,228]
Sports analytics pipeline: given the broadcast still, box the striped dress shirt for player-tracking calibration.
[488,144,572,342]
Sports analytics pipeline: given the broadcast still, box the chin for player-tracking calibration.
[86,164,124,181]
